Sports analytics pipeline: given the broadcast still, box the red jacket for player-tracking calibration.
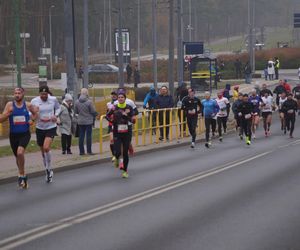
[283,83,291,93]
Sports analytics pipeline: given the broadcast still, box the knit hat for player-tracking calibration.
[64,93,73,101]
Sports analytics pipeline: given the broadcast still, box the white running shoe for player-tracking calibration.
[191,142,195,148]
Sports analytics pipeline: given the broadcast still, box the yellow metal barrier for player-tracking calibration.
[98,107,205,154]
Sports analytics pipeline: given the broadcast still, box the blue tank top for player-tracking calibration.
[9,102,30,134]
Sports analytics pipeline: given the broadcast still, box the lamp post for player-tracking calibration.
[49,4,55,80]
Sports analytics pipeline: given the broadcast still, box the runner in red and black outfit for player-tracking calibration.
[106,92,136,178]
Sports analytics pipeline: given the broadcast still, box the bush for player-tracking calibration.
[218,48,300,70]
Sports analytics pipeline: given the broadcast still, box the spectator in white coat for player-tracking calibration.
[267,59,275,80]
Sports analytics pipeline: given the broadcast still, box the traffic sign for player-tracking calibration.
[294,13,300,28]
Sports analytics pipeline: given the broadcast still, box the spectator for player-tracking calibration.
[244,61,252,84]
[126,64,133,84]
[58,94,74,155]
[78,65,83,79]
[155,86,174,140]
[143,86,158,110]
[234,59,242,79]
[133,65,141,88]
[143,86,158,133]
[267,59,275,80]
[74,88,97,155]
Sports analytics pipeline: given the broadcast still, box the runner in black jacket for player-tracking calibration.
[237,94,254,145]
[181,88,202,148]
[281,93,298,138]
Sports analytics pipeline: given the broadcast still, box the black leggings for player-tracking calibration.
[285,114,295,136]
[205,118,213,142]
[217,116,227,137]
[114,133,131,172]
[187,116,198,142]
[61,134,72,152]
[241,118,252,140]
[211,119,216,134]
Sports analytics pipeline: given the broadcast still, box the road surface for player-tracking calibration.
[0,114,300,250]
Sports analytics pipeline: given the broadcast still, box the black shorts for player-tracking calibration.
[9,131,31,157]
[36,127,57,147]
[262,112,272,119]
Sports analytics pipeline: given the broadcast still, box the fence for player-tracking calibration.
[98,108,205,154]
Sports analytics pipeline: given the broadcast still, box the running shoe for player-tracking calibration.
[284,129,287,135]
[219,136,223,142]
[205,142,209,148]
[246,137,251,145]
[252,133,256,139]
[290,134,294,138]
[46,169,53,183]
[18,176,28,189]
[119,161,124,170]
[122,171,129,179]
[239,134,243,140]
[111,156,116,162]
[265,131,268,137]
[191,142,195,148]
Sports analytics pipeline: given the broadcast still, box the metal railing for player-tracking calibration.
[98,108,205,154]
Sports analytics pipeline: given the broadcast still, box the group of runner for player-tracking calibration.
[0,86,59,188]
[0,80,299,187]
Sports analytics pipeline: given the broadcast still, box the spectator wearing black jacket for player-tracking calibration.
[155,86,174,140]
[282,93,298,138]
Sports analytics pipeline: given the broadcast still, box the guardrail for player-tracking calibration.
[99,108,205,154]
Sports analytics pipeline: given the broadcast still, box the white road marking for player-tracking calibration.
[0,151,272,249]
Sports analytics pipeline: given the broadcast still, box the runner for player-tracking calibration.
[281,93,298,138]
[215,91,230,142]
[261,91,274,137]
[106,92,136,178]
[114,88,139,168]
[0,88,37,188]
[260,83,273,97]
[278,92,287,134]
[106,91,118,162]
[181,88,202,148]
[273,80,286,106]
[201,92,219,148]
[237,94,254,145]
[31,86,60,183]
[292,82,300,115]
[249,89,262,139]
[232,92,244,140]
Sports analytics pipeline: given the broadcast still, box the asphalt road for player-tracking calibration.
[0,113,300,250]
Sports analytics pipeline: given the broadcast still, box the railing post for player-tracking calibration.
[156,109,160,143]
[175,108,179,140]
[163,109,167,141]
[149,110,153,144]
[99,115,104,154]
[142,110,146,146]
[169,108,173,141]
[180,109,184,138]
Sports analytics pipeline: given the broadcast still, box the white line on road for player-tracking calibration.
[0,151,273,249]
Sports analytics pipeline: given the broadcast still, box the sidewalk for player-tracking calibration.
[0,79,278,182]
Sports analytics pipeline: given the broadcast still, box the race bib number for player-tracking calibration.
[118,124,128,133]
[188,109,196,115]
[13,115,26,125]
[245,114,252,119]
[177,101,182,108]
[287,109,294,114]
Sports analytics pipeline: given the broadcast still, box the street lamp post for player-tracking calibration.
[49,5,55,80]
[152,0,158,89]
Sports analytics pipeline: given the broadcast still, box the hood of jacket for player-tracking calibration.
[79,94,88,103]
